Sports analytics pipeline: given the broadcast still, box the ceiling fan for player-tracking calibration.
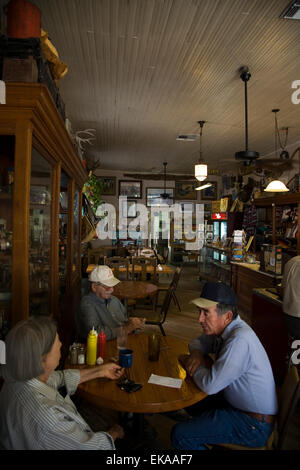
[237,108,296,177]
[160,161,171,199]
[235,66,260,163]
[221,78,297,176]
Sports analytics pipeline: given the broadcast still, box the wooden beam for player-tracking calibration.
[123,170,219,181]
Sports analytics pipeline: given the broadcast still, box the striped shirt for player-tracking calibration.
[0,369,115,450]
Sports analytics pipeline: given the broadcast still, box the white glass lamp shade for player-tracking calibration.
[264,180,289,192]
[195,163,207,181]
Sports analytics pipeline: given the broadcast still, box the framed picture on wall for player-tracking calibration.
[201,182,218,200]
[121,200,137,218]
[119,180,142,198]
[175,181,197,200]
[97,176,116,195]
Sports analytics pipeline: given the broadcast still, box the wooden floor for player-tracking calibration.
[135,264,300,450]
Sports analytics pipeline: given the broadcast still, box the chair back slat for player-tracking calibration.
[106,257,130,280]
[132,256,157,282]
[87,248,105,265]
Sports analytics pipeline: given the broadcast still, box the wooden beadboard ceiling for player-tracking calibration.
[4,0,300,175]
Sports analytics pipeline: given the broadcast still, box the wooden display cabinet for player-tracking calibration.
[0,83,87,355]
[254,194,300,255]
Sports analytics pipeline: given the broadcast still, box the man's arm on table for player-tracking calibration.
[179,350,214,376]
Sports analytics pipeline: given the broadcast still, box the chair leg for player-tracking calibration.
[173,292,181,312]
[159,324,166,336]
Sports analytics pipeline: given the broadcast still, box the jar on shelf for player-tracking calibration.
[5,167,14,186]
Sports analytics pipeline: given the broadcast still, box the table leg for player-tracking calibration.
[117,412,157,448]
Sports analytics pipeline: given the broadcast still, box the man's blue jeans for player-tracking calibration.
[171,395,274,450]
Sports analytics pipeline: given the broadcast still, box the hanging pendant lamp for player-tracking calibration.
[195,121,207,182]
[264,180,289,192]
[264,109,289,193]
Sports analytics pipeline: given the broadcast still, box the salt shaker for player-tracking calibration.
[77,346,85,365]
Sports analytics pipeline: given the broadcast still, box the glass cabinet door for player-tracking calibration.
[0,135,14,337]
[73,186,80,276]
[29,148,52,316]
[59,170,69,301]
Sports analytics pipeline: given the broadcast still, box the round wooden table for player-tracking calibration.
[76,333,206,414]
[113,280,158,302]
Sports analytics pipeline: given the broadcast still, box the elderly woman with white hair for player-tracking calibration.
[0,316,124,450]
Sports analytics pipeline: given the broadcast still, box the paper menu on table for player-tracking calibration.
[148,374,182,389]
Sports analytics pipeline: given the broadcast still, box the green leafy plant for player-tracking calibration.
[83,173,104,213]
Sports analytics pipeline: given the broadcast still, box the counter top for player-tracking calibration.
[230,261,282,279]
[253,287,282,307]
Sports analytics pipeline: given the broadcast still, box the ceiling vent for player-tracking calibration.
[176,134,198,141]
[280,1,300,20]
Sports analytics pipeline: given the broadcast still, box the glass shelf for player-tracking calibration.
[29,148,52,316]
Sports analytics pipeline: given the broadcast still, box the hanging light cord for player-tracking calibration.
[274,113,288,150]
[198,120,205,163]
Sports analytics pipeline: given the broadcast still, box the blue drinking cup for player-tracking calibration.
[119,348,133,368]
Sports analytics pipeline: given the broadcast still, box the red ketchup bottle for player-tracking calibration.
[97,329,106,359]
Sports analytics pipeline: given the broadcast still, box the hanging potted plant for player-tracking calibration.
[83,172,104,214]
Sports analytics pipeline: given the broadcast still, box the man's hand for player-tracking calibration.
[98,362,124,380]
[179,350,210,376]
[126,317,146,333]
[107,424,124,441]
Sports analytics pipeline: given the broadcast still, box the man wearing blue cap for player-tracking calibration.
[171,282,278,450]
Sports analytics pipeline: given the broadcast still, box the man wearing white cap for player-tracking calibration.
[76,266,145,340]
[171,282,278,450]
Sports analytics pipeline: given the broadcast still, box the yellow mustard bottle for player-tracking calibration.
[86,327,97,365]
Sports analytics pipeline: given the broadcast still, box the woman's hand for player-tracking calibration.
[107,424,124,441]
[98,362,124,380]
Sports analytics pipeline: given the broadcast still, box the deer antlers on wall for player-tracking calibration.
[74,128,101,172]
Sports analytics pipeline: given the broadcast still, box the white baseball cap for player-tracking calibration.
[89,265,120,287]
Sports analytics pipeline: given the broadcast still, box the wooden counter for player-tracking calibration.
[231,262,281,318]
[252,288,289,385]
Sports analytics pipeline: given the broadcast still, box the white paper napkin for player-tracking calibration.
[148,374,182,389]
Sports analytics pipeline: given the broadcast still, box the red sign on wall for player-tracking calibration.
[211,212,227,220]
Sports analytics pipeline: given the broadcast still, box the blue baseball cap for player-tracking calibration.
[191,282,237,309]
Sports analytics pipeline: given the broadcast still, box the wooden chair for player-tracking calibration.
[156,265,182,311]
[87,247,105,265]
[132,257,158,283]
[105,256,130,281]
[135,286,175,336]
[212,365,300,450]
[156,247,169,264]
[105,257,136,311]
